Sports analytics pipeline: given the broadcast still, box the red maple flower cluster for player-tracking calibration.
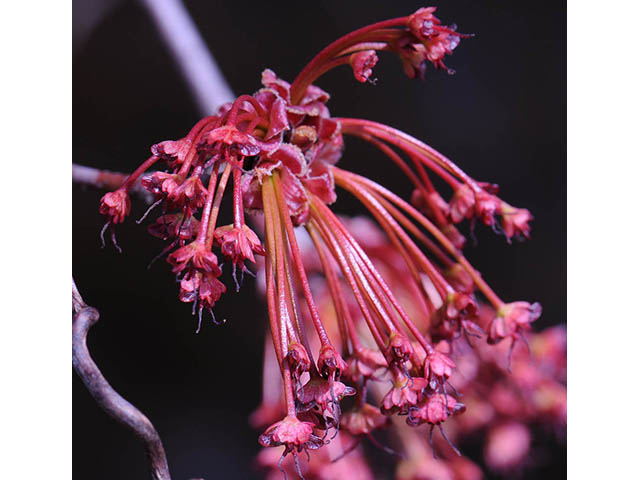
[253,216,565,479]
[98,7,562,478]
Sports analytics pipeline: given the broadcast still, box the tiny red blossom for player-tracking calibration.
[317,344,347,379]
[381,376,428,415]
[148,213,199,241]
[387,332,414,364]
[425,346,456,381]
[474,190,501,227]
[297,378,356,413]
[141,171,182,198]
[99,189,130,224]
[167,242,221,275]
[178,270,226,309]
[425,33,461,73]
[214,224,265,270]
[259,415,323,453]
[488,301,542,344]
[205,124,261,157]
[151,138,191,168]
[171,176,208,209]
[406,393,465,426]
[349,50,379,83]
[407,7,439,40]
[500,203,533,241]
[286,342,311,380]
[449,184,475,223]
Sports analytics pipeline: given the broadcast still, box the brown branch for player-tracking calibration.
[72,278,172,480]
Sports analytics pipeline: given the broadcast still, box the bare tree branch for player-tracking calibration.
[140,0,235,115]
[72,278,172,480]
[72,164,129,191]
[72,163,154,203]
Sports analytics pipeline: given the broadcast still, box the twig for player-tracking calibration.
[72,278,172,480]
[72,163,154,202]
[72,164,129,191]
[140,0,235,115]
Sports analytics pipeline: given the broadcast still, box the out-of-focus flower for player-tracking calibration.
[485,422,531,471]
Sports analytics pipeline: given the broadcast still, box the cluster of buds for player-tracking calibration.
[98,6,559,478]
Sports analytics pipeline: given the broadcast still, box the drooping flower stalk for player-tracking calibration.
[255,216,564,477]
[99,6,544,475]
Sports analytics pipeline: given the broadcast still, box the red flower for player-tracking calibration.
[349,50,379,83]
[214,224,265,271]
[444,292,478,320]
[259,415,323,453]
[178,270,226,309]
[474,190,501,227]
[381,376,428,415]
[406,393,465,426]
[286,342,311,380]
[425,33,461,73]
[406,6,467,73]
[261,68,292,102]
[297,378,356,420]
[278,167,310,225]
[99,189,130,224]
[171,176,208,209]
[407,7,439,40]
[500,203,533,241]
[317,344,348,379]
[141,171,182,198]
[167,242,221,275]
[205,124,261,157]
[387,332,414,365]
[197,271,227,309]
[449,184,475,223]
[488,301,542,344]
[425,344,456,382]
[148,213,199,241]
[262,143,306,176]
[431,293,481,341]
[151,138,191,168]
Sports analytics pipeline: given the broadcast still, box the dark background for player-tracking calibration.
[73,1,566,478]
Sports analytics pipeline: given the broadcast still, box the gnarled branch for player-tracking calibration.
[72,278,172,480]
